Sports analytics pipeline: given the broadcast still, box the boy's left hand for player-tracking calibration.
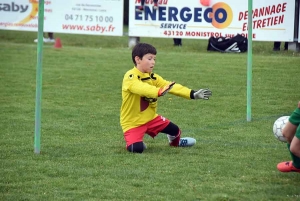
[193,88,212,100]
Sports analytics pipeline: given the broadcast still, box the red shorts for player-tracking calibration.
[124,115,170,148]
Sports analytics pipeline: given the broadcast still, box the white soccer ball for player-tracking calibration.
[272,116,289,143]
[128,37,138,48]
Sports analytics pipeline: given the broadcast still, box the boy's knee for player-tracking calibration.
[290,135,300,157]
[290,144,300,158]
[127,142,145,153]
[282,131,293,143]
[161,122,180,136]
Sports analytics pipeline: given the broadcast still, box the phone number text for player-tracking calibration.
[65,14,113,22]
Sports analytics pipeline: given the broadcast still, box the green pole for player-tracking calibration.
[34,0,45,154]
[246,0,253,122]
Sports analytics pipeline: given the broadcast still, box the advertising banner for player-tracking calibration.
[0,0,124,36]
[129,0,295,41]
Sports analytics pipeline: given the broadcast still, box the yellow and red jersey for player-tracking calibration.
[120,67,192,132]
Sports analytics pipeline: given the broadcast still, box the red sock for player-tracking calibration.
[169,131,181,147]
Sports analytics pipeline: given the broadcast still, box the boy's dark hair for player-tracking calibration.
[132,43,157,65]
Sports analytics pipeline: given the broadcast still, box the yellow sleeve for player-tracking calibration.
[169,83,192,99]
[123,73,159,98]
[151,73,193,99]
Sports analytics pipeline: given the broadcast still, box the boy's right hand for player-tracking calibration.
[158,82,175,97]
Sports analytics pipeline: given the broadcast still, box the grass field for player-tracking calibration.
[1,29,300,201]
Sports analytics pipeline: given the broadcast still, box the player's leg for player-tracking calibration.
[45,32,55,43]
[161,122,196,147]
[153,0,158,10]
[282,123,297,143]
[161,122,181,146]
[277,103,300,172]
[146,116,195,147]
[48,32,54,40]
[289,126,300,162]
[173,38,182,46]
[177,38,182,46]
[124,126,147,153]
[146,116,196,147]
[34,33,46,43]
[284,42,288,50]
[291,133,300,156]
[127,142,146,153]
[285,106,300,141]
[136,0,145,12]
[173,38,178,46]
[277,130,300,172]
[273,41,281,51]
[282,105,300,143]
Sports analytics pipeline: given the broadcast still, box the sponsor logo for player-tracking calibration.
[0,2,29,13]
[135,2,233,29]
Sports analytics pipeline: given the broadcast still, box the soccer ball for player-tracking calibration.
[272,116,289,143]
[128,37,139,48]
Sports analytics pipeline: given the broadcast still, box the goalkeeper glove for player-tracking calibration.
[193,88,212,100]
[158,82,175,97]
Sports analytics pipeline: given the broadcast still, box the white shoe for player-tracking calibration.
[44,38,55,43]
[34,38,55,43]
[179,137,196,147]
[34,38,47,43]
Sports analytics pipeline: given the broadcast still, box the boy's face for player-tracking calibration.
[135,53,156,73]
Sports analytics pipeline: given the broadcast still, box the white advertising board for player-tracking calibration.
[129,0,295,41]
[0,0,124,36]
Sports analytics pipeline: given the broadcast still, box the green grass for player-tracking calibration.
[1,29,300,201]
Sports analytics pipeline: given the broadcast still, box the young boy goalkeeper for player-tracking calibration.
[120,43,212,153]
